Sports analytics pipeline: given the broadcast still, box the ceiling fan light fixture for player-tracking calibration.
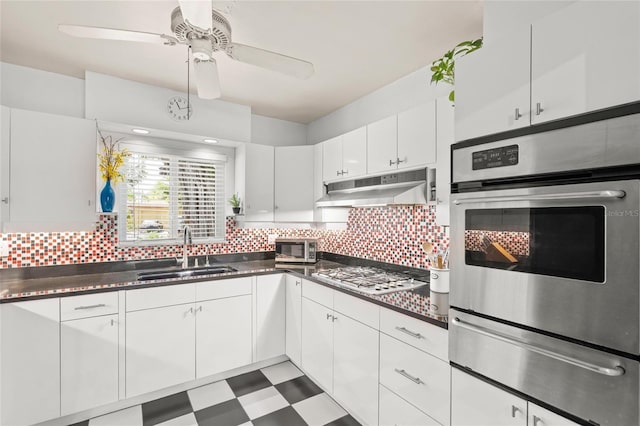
[190,37,212,60]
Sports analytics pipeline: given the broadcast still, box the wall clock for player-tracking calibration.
[167,96,193,121]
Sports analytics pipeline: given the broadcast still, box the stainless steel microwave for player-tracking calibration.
[275,238,317,263]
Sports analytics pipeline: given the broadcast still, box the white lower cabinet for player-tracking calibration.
[125,303,196,398]
[61,313,119,415]
[452,369,580,426]
[255,274,286,361]
[380,333,450,426]
[0,298,60,426]
[301,296,334,392]
[379,384,440,426]
[196,295,252,378]
[285,274,303,365]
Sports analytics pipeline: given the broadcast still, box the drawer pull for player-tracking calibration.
[394,368,424,385]
[74,303,106,310]
[395,326,423,339]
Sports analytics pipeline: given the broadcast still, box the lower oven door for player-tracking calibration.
[449,309,638,426]
[450,179,640,355]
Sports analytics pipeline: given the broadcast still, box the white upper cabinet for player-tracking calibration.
[435,97,455,226]
[244,143,274,222]
[5,108,97,231]
[0,106,9,228]
[322,127,367,182]
[455,26,531,142]
[274,145,314,222]
[456,1,640,141]
[367,115,398,174]
[530,1,640,125]
[397,101,437,170]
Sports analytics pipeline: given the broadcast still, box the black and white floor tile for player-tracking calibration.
[72,362,360,426]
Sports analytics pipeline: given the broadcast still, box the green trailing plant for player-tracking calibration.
[228,193,241,208]
[430,38,483,103]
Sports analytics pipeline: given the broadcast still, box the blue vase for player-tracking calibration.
[100,179,115,213]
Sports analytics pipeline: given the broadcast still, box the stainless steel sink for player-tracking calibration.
[136,266,237,281]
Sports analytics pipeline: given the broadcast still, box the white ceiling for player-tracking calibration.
[0,1,483,124]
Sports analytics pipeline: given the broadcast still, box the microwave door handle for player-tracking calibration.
[451,317,625,377]
[453,190,626,205]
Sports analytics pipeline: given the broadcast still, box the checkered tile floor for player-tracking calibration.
[70,361,360,426]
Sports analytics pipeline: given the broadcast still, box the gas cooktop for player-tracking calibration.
[312,266,427,295]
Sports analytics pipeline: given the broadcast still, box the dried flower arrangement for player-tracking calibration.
[98,133,130,183]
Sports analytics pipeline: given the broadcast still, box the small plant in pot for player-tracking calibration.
[229,193,242,214]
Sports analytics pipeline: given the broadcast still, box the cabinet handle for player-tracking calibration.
[336,170,342,176]
[1,197,8,204]
[511,405,522,418]
[514,108,522,120]
[536,102,544,116]
[389,159,397,166]
[342,169,348,175]
[296,280,301,286]
[74,303,106,310]
[110,319,117,326]
[396,157,406,164]
[197,306,203,312]
[395,326,423,339]
[189,307,194,315]
[532,415,542,426]
[326,313,332,320]
[394,368,424,385]
[332,315,338,322]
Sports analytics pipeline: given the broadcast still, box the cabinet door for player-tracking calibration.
[455,27,531,141]
[529,403,580,426]
[0,106,9,226]
[333,314,379,426]
[7,109,96,231]
[61,314,119,415]
[379,384,440,426]
[341,126,367,179]
[0,298,60,426]
[451,368,527,426]
[256,274,285,361]
[323,136,343,181]
[397,102,436,170]
[435,97,455,226]
[274,146,314,222]
[301,297,334,392]
[367,115,398,174]
[125,304,196,398]
[196,295,252,378]
[285,275,303,365]
[531,1,640,125]
[245,143,274,221]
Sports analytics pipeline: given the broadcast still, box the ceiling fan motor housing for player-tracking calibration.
[170,7,231,52]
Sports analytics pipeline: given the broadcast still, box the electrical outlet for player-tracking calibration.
[267,234,278,244]
[0,241,9,258]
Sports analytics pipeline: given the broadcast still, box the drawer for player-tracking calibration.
[61,292,119,321]
[380,333,450,426]
[196,277,252,302]
[333,291,379,330]
[379,384,441,426]
[303,280,333,308]
[126,283,195,312]
[380,307,448,361]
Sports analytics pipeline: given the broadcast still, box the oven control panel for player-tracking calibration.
[472,144,519,170]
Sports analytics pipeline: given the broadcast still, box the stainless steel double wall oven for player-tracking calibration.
[449,108,640,426]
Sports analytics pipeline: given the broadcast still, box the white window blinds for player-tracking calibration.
[119,151,225,243]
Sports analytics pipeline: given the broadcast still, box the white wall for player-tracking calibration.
[85,72,252,143]
[483,1,574,43]
[307,65,450,144]
[251,114,307,146]
[0,62,85,118]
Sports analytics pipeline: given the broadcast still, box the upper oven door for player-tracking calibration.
[450,179,640,355]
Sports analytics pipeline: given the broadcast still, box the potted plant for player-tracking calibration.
[97,133,129,212]
[229,193,242,214]
[430,38,483,103]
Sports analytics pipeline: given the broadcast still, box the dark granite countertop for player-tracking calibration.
[0,252,447,328]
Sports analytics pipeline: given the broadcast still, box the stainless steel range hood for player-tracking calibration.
[316,168,429,207]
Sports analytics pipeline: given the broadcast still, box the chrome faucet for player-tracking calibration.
[182,225,192,269]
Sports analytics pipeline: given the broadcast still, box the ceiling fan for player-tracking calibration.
[58,0,314,99]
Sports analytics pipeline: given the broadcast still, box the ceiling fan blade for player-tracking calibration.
[58,24,177,45]
[193,58,221,99]
[227,43,314,79]
[178,0,213,32]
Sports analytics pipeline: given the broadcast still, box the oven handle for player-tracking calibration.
[452,317,625,377]
[452,190,626,205]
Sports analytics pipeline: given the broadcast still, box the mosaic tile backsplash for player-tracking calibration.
[0,205,448,270]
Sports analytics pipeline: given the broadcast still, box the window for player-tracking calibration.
[118,148,225,244]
